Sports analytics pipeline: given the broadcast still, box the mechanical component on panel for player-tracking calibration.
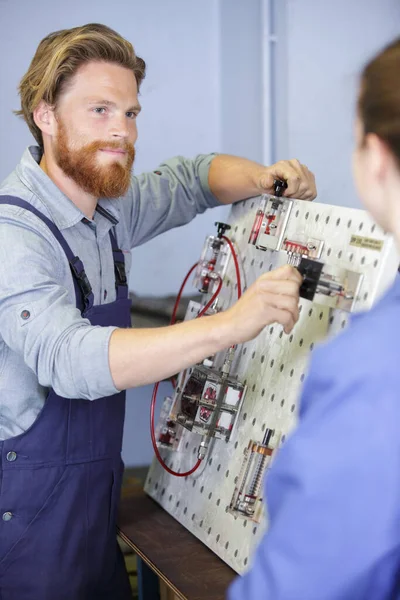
[283,236,324,267]
[173,357,246,448]
[215,221,231,238]
[297,258,324,300]
[248,199,266,245]
[248,189,293,252]
[155,396,182,451]
[193,222,231,294]
[256,197,293,251]
[227,428,279,523]
[248,179,288,248]
[196,346,238,460]
[298,257,364,312]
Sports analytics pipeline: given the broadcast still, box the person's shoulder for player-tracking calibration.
[0,170,30,200]
[0,182,61,254]
[0,148,38,209]
[311,281,400,382]
[297,285,400,422]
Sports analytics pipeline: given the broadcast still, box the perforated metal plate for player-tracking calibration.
[144,196,399,574]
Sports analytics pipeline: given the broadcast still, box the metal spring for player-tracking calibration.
[247,453,268,498]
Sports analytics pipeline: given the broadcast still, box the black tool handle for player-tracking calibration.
[273,179,288,197]
[215,222,231,239]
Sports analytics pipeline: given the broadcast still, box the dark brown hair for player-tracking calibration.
[15,23,146,147]
[359,37,400,164]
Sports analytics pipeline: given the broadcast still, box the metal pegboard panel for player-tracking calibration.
[144,196,399,574]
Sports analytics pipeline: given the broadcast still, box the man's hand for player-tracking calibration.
[220,265,302,346]
[259,159,317,200]
[109,265,302,390]
[208,155,317,204]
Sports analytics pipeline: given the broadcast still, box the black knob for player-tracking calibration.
[214,222,231,238]
[273,179,288,197]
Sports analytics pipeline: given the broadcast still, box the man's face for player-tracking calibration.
[52,61,140,198]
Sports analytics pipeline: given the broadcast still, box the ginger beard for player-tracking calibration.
[53,120,135,198]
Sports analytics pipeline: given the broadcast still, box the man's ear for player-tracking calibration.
[33,100,57,138]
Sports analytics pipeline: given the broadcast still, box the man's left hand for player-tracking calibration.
[259,159,317,200]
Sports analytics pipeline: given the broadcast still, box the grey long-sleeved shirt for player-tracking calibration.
[0,146,219,440]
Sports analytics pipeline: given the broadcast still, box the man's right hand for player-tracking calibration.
[109,265,303,390]
[220,265,302,346]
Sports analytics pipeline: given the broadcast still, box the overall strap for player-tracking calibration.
[109,229,129,300]
[0,196,94,313]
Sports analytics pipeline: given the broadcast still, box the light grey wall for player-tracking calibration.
[219,0,264,163]
[280,0,400,208]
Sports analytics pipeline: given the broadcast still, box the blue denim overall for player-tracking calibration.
[0,197,132,600]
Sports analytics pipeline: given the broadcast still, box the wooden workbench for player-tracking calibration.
[117,489,237,600]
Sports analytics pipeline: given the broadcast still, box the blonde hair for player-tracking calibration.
[15,23,146,147]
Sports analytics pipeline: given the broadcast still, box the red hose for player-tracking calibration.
[150,276,222,477]
[198,276,223,315]
[150,234,242,477]
[150,382,202,477]
[170,263,198,326]
[222,235,242,299]
[169,263,198,390]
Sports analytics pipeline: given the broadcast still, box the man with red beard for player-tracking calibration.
[0,23,316,600]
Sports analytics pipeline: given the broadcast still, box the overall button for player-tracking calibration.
[6,451,17,462]
[2,512,13,522]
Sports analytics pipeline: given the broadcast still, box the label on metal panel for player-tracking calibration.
[349,235,384,251]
